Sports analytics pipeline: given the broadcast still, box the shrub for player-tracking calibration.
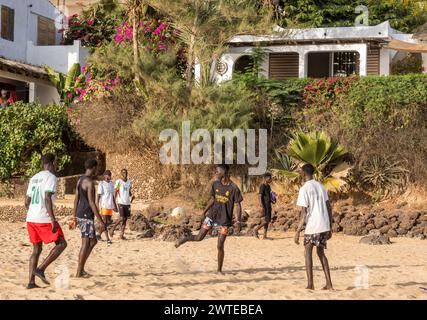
[359,156,409,199]
[391,53,424,75]
[0,102,71,180]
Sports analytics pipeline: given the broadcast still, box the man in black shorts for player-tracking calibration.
[70,159,107,278]
[175,164,243,274]
[110,169,134,240]
[254,172,276,239]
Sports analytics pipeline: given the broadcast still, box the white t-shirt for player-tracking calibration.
[26,170,57,223]
[98,181,116,209]
[115,179,132,205]
[296,179,330,235]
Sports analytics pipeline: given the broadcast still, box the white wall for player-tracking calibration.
[215,43,368,83]
[34,82,60,105]
[27,40,89,74]
[0,0,63,63]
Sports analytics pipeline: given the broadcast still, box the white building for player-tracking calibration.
[214,21,427,82]
[0,0,89,105]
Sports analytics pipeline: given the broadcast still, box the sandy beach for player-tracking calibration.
[0,220,426,300]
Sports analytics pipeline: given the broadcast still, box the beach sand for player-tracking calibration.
[0,220,426,300]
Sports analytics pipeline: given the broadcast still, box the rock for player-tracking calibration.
[332,223,341,233]
[396,228,408,235]
[128,213,152,232]
[373,217,387,229]
[387,229,398,238]
[379,225,391,234]
[155,224,192,242]
[359,234,391,245]
[399,217,415,230]
[143,204,164,219]
[384,211,398,219]
[408,212,420,220]
[366,223,375,231]
[411,226,424,237]
[391,221,400,229]
[136,229,155,238]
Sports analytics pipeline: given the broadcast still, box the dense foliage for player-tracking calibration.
[279,0,427,32]
[0,102,72,180]
[62,1,125,47]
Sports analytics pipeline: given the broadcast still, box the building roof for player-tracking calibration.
[0,57,49,81]
[228,21,407,45]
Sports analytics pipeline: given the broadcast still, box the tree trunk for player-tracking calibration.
[132,10,140,83]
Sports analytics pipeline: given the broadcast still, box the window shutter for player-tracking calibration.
[8,7,14,41]
[0,7,7,40]
[268,53,300,80]
[37,16,56,45]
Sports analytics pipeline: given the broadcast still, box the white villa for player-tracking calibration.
[0,0,88,105]
[214,21,427,82]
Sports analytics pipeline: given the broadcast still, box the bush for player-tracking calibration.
[291,74,427,188]
[0,102,72,180]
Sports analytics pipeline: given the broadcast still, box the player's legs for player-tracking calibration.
[217,232,227,273]
[304,242,314,290]
[28,243,42,288]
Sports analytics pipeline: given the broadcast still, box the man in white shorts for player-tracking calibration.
[294,163,333,290]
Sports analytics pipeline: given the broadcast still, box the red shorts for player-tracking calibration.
[27,222,64,244]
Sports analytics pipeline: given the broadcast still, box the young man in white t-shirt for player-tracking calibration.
[295,164,333,290]
[24,154,67,289]
[110,168,134,240]
[96,170,116,243]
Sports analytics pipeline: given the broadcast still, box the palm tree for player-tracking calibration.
[141,0,274,89]
[125,0,148,83]
[279,131,351,192]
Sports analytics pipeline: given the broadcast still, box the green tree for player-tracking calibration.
[141,0,274,88]
[0,102,71,180]
[280,0,427,32]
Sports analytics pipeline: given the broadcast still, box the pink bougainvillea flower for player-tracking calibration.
[87,19,94,25]
[115,34,124,43]
[67,93,73,99]
[125,28,133,40]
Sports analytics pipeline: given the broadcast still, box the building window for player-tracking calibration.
[307,51,360,78]
[333,52,359,77]
[37,16,56,46]
[1,6,15,41]
[234,55,255,74]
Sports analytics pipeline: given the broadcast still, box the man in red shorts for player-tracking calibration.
[175,164,243,273]
[25,153,67,289]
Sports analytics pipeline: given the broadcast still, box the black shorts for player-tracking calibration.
[262,206,272,223]
[118,205,131,218]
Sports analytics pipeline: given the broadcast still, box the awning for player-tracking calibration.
[0,57,49,81]
[386,39,427,53]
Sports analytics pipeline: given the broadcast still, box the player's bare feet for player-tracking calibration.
[174,237,187,248]
[322,285,334,290]
[306,285,314,290]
